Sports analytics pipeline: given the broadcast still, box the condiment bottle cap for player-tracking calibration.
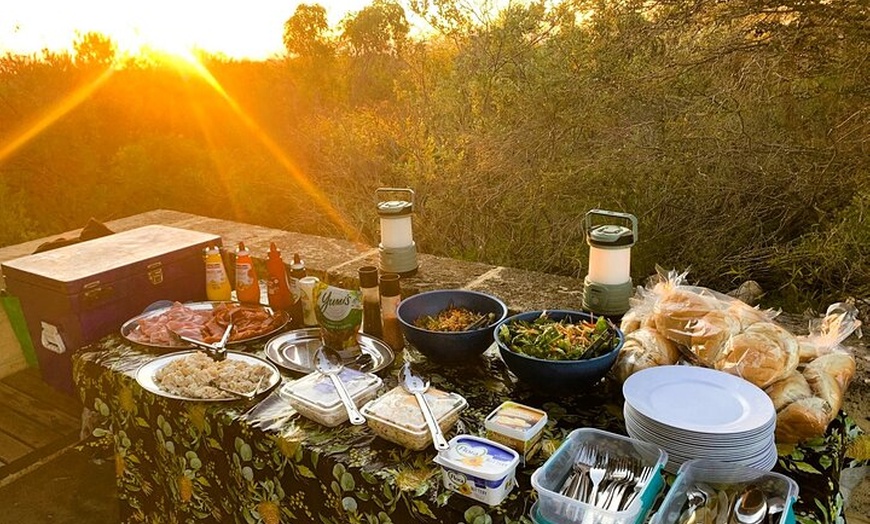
[379,273,401,296]
[359,266,379,288]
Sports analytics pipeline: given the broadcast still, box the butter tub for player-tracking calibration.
[434,435,520,506]
[484,401,547,464]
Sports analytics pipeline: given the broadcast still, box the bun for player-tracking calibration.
[765,371,811,412]
[613,327,680,382]
[774,396,832,444]
[653,288,721,347]
[727,302,774,331]
[804,352,856,391]
[767,351,855,444]
[715,322,799,388]
[687,310,741,366]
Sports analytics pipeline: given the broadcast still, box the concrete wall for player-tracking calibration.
[0,209,590,379]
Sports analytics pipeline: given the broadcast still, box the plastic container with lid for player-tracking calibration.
[650,459,798,524]
[433,435,520,506]
[484,401,548,464]
[531,428,667,524]
[360,385,467,450]
[285,368,382,427]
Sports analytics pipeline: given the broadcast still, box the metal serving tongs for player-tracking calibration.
[170,322,234,362]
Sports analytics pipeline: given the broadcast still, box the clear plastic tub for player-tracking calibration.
[360,385,467,450]
[531,428,668,524]
[484,401,548,464]
[285,368,382,427]
[650,459,798,524]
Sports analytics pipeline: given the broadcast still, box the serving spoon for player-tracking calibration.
[400,362,450,451]
[314,347,366,425]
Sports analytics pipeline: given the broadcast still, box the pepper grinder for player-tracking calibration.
[359,266,383,339]
[379,273,404,351]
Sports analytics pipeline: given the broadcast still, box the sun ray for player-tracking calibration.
[185,59,365,245]
[0,66,114,164]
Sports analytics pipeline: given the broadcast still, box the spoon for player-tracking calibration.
[314,347,366,425]
[678,488,709,524]
[731,486,767,524]
[400,362,450,451]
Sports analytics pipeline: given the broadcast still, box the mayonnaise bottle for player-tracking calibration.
[204,244,232,301]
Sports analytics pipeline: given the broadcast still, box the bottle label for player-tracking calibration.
[206,261,227,288]
[236,262,255,288]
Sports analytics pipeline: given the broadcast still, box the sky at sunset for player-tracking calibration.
[0,0,377,60]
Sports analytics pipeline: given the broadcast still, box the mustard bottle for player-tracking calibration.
[204,244,232,301]
[235,241,261,304]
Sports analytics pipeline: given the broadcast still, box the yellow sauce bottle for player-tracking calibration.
[234,241,261,304]
[204,244,232,301]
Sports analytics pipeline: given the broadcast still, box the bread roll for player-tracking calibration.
[613,327,681,382]
[803,352,856,391]
[714,322,799,388]
[774,396,832,444]
[687,310,742,366]
[727,302,774,331]
[653,288,721,347]
[765,371,812,412]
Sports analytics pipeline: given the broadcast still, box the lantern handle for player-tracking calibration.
[376,187,415,205]
[584,209,638,242]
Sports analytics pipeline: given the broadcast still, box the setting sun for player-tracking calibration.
[1,0,375,60]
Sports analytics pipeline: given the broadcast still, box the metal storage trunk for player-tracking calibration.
[1,225,221,393]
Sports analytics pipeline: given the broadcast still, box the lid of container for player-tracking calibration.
[358,266,379,288]
[377,200,414,216]
[484,401,548,440]
[588,224,635,248]
[433,435,519,482]
[360,385,467,434]
[1,225,220,296]
[379,273,401,296]
[285,368,382,412]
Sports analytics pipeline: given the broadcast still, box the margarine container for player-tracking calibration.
[485,401,548,463]
[285,368,382,427]
[434,435,520,506]
[360,385,467,450]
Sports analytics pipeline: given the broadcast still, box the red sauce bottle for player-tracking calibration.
[234,242,261,304]
[266,242,293,312]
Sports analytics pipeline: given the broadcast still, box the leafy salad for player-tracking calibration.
[498,312,617,361]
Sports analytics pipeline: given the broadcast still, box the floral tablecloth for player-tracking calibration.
[73,334,868,524]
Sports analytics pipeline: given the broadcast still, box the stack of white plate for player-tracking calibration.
[623,365,777,473]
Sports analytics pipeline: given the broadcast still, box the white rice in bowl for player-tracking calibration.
[154,351,272,399]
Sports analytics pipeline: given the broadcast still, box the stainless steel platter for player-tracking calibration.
[136,350,282,401]
[121,301,289,350]
[264,328,395,374]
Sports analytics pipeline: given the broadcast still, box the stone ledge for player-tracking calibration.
[0,209,588,376]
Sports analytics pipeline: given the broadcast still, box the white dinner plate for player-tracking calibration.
[623,365,775,434]
[136,350,282,401]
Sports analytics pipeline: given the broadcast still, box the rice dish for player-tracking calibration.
[154,351,272,399]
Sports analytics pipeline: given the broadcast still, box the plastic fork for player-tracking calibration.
[586,452,608,507]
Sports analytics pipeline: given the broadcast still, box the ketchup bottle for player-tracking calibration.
[266,243,293,312]
[234,242,261,304]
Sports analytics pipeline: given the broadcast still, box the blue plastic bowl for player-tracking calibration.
[397,290,508,363]
[494,310,624,392]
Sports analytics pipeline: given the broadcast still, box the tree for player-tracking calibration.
[73,31,117,66]
[341,0,409,57]
[283,4,335,59]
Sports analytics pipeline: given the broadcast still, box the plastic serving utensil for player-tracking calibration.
[400,362,450,451]
[314,347,366,425]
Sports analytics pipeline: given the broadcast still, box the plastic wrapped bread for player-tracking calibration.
[714,322,799,389]
[613,327,681,382]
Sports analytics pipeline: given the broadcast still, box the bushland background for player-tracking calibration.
[0,0,867,309]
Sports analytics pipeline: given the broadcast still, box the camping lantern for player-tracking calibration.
[377,188,418,276]
[582,209,638,317]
